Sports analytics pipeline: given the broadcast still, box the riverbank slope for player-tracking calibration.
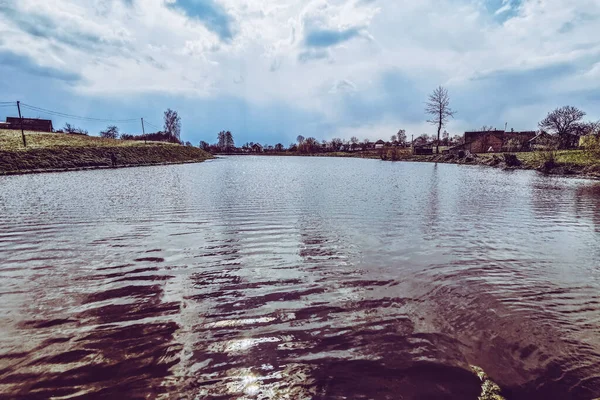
[228,149,600,179]
[0,130,213,175]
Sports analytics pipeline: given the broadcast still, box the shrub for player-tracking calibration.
[581,135,600,158]
[503,153,521,167]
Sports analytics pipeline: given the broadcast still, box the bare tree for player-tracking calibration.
[397,129,407,145]
[480,125,495,132]
[225,131,235,150]
[539,106,586,137]
[199,140,210,151]
[163,109,181,142]
[390,134,398,142]
[217,131,226,149]
[330,138,343,151]
[63,123,88,135]
[425,86,456,154]
[442,130,450,145]
[296,135,305,144]
[539,106,588,149]
[100,125,119,139]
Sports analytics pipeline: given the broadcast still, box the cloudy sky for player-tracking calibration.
[1,0,599,145]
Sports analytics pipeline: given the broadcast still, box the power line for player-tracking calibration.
[143,120,161,130]
[20,103,139,123]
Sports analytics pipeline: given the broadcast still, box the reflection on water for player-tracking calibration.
[1,157,600,399]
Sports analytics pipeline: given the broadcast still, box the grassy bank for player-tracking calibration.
[0,130,213,175]
[238,148,600,179]
[399,150,600,178]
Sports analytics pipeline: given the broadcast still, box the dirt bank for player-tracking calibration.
[408,152,600,180]
[0,132,213,175]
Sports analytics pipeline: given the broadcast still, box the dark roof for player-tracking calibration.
[375,139,385,144]
[5,117,53,131]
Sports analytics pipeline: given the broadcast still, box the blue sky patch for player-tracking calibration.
[166,0,234,41]
[304,27,362,48]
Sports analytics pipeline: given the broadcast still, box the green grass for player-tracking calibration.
[0,129,173,150]
[0,130,213,174]
[477,150,599,168]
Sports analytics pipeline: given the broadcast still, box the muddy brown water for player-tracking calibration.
[1,156,599,399]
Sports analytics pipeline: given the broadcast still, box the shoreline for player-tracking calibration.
[0,131,214,176]
[0,159,213,177]
[217,151,600,180]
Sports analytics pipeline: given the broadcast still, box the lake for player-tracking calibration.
[1,156,599,399]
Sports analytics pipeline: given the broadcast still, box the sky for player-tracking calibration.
[1,0,600,145]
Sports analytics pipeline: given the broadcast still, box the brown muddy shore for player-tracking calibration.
[0,146,214,176]
[219,151,600,180]
[406,152,600,180]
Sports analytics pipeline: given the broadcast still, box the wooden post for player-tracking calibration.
[141,118,146,144]
[16,101,26,147]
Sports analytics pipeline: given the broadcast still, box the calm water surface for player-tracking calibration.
[1,156,600,399]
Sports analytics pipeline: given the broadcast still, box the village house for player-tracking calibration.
[375,140,386,149]
[449,130,537,154]
[4,117,54,132]
[251,143,263,153]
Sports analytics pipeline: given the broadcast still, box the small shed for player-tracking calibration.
[5,117,53,132]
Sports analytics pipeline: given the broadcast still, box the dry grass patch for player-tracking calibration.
[0,130,175,150]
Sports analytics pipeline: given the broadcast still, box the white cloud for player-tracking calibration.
[1,0,599,141]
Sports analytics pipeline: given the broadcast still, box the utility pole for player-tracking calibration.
[16,101,26,148]
[141,118,146,144]
[504,122,508,132]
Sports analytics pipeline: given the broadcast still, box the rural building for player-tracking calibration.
[251,143,263,153]
[413,145,434,155]
[451,130,537,154]
[375,140,386,149]
[4,117,54,132]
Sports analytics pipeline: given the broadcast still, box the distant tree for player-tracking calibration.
[330,138,343,151]
[185,141,193,147]
[217,131,225,149]
[539,106,586,148]
[451,134,464,146]
[199,140,210,151]
[288,143,298,152]
[296,135,305,144]
[275,143,284,152]
[539,106,586,136]
[425,86,456,154]
[225,131,235,150]
[63,123,88,135]
[298,137,320,153]
[100,125,119,139]
[163,109,181,142]
[442,130,450,146]
[390,134,398,143]
[397,129,407,145]
[480,125,495,132]
[414,133,429,146]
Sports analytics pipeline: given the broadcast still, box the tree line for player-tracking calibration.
[56,109,184,144]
